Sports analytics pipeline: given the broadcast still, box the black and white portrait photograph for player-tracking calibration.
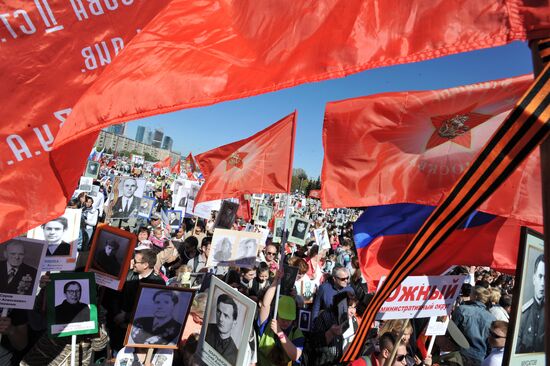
[186,182,200,215]
[209,234,236,267]
[47,272,98,337]
[166,210,183,230]
[235,237,259,268]
[108,177,146,220]
[115,347,174,366]
[27,209,81,271]
[281,264,299,296]
[254,205,272,227]
[79,176,93,192]
[126,285,194,349]
[200,277,257,366]
[298,309,311,332]
[314,228,331,250]
[137,197,156,219]
[272,218,284,244]
[288,217,310,246]
[173,186,189,212]
[86,226,136,290]
[504,228,545,366]
[214,201,239,229]
[85,160,100,179]
[0,238,47,309]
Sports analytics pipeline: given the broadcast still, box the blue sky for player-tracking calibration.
[124,41,533,178]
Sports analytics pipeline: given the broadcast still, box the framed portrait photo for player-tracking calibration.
[84,160,100,179]
[137,197,156,219]
[85,225,136,290]
[27,208,81,271]
[166,210,183,231]
[254,204,272,227]
[287,217,310,246]
[107,177,147,220]
[199,276,257,366]
[0,237,47,309]
[272,218,285,244]
[47,272,98,337]
[214,201,239,230]
[503,227,545,366]
[79,176,93,192]
[125,284,194,349]
[314,228,331,250]
[206,229,262,268]
[298,309,311,332]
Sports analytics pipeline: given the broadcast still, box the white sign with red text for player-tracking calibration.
[376,275,466,320]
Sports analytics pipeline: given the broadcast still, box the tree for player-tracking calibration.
[291,168,309,193]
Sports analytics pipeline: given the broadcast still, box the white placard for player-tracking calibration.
[425,315,450,336]
[376,275,466,320]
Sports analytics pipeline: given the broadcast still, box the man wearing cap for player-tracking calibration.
[257,273,304,366]
[205,293,239,364]
[482,321,507,366]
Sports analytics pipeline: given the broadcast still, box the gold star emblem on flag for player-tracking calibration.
[226,151,248,170]
[426,106,492,150]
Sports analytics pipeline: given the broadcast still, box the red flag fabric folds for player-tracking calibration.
[322,75,543,225]
[171,159,181,175]
[0,1,170,243]
[153,156,172,170]
[2,0,549,243]
[195,112,296,204]
[353,203,542,292]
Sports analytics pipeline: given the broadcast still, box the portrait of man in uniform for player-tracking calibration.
[111,178,140,219]
[126,286,192,348]
[0,240,38,296]
[516,253,545,353]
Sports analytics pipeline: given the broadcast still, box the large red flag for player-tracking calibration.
[2,1,548,243]
[322,75,543,225]
[195,112,296,203]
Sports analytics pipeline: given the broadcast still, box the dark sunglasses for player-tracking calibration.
[489,329,505,339]
[336,276,349,281]
[266,252,277,256]
[395,354,407,362]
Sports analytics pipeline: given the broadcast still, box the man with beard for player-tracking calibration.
[55,281,90,324]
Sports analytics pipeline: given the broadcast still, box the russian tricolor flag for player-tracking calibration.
[353,203,540,292]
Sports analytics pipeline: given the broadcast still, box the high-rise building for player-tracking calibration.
[105,123,126,136]
[152,128,164,148]
[135,126,146,143]
[162,136,173,151]
[144,129,153,145]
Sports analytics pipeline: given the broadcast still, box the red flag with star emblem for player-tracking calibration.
[195,112,296,204]
[322,74,543,225]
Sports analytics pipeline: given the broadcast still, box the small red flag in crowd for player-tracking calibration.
[195,112,296,204]
[171,159,181,175]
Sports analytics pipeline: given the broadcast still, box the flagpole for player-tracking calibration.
[273,193,292,319]
[529,37,550,360]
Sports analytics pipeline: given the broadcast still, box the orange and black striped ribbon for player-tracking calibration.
[342,61,550,362]
[538,38,550,65]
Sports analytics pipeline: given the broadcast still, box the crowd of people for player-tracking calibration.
[0,156,540,366]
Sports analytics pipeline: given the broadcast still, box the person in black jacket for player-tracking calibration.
[93,239,121,277]
[55,281,90,324]
[42,217,71,256]
[0,240,37,296]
